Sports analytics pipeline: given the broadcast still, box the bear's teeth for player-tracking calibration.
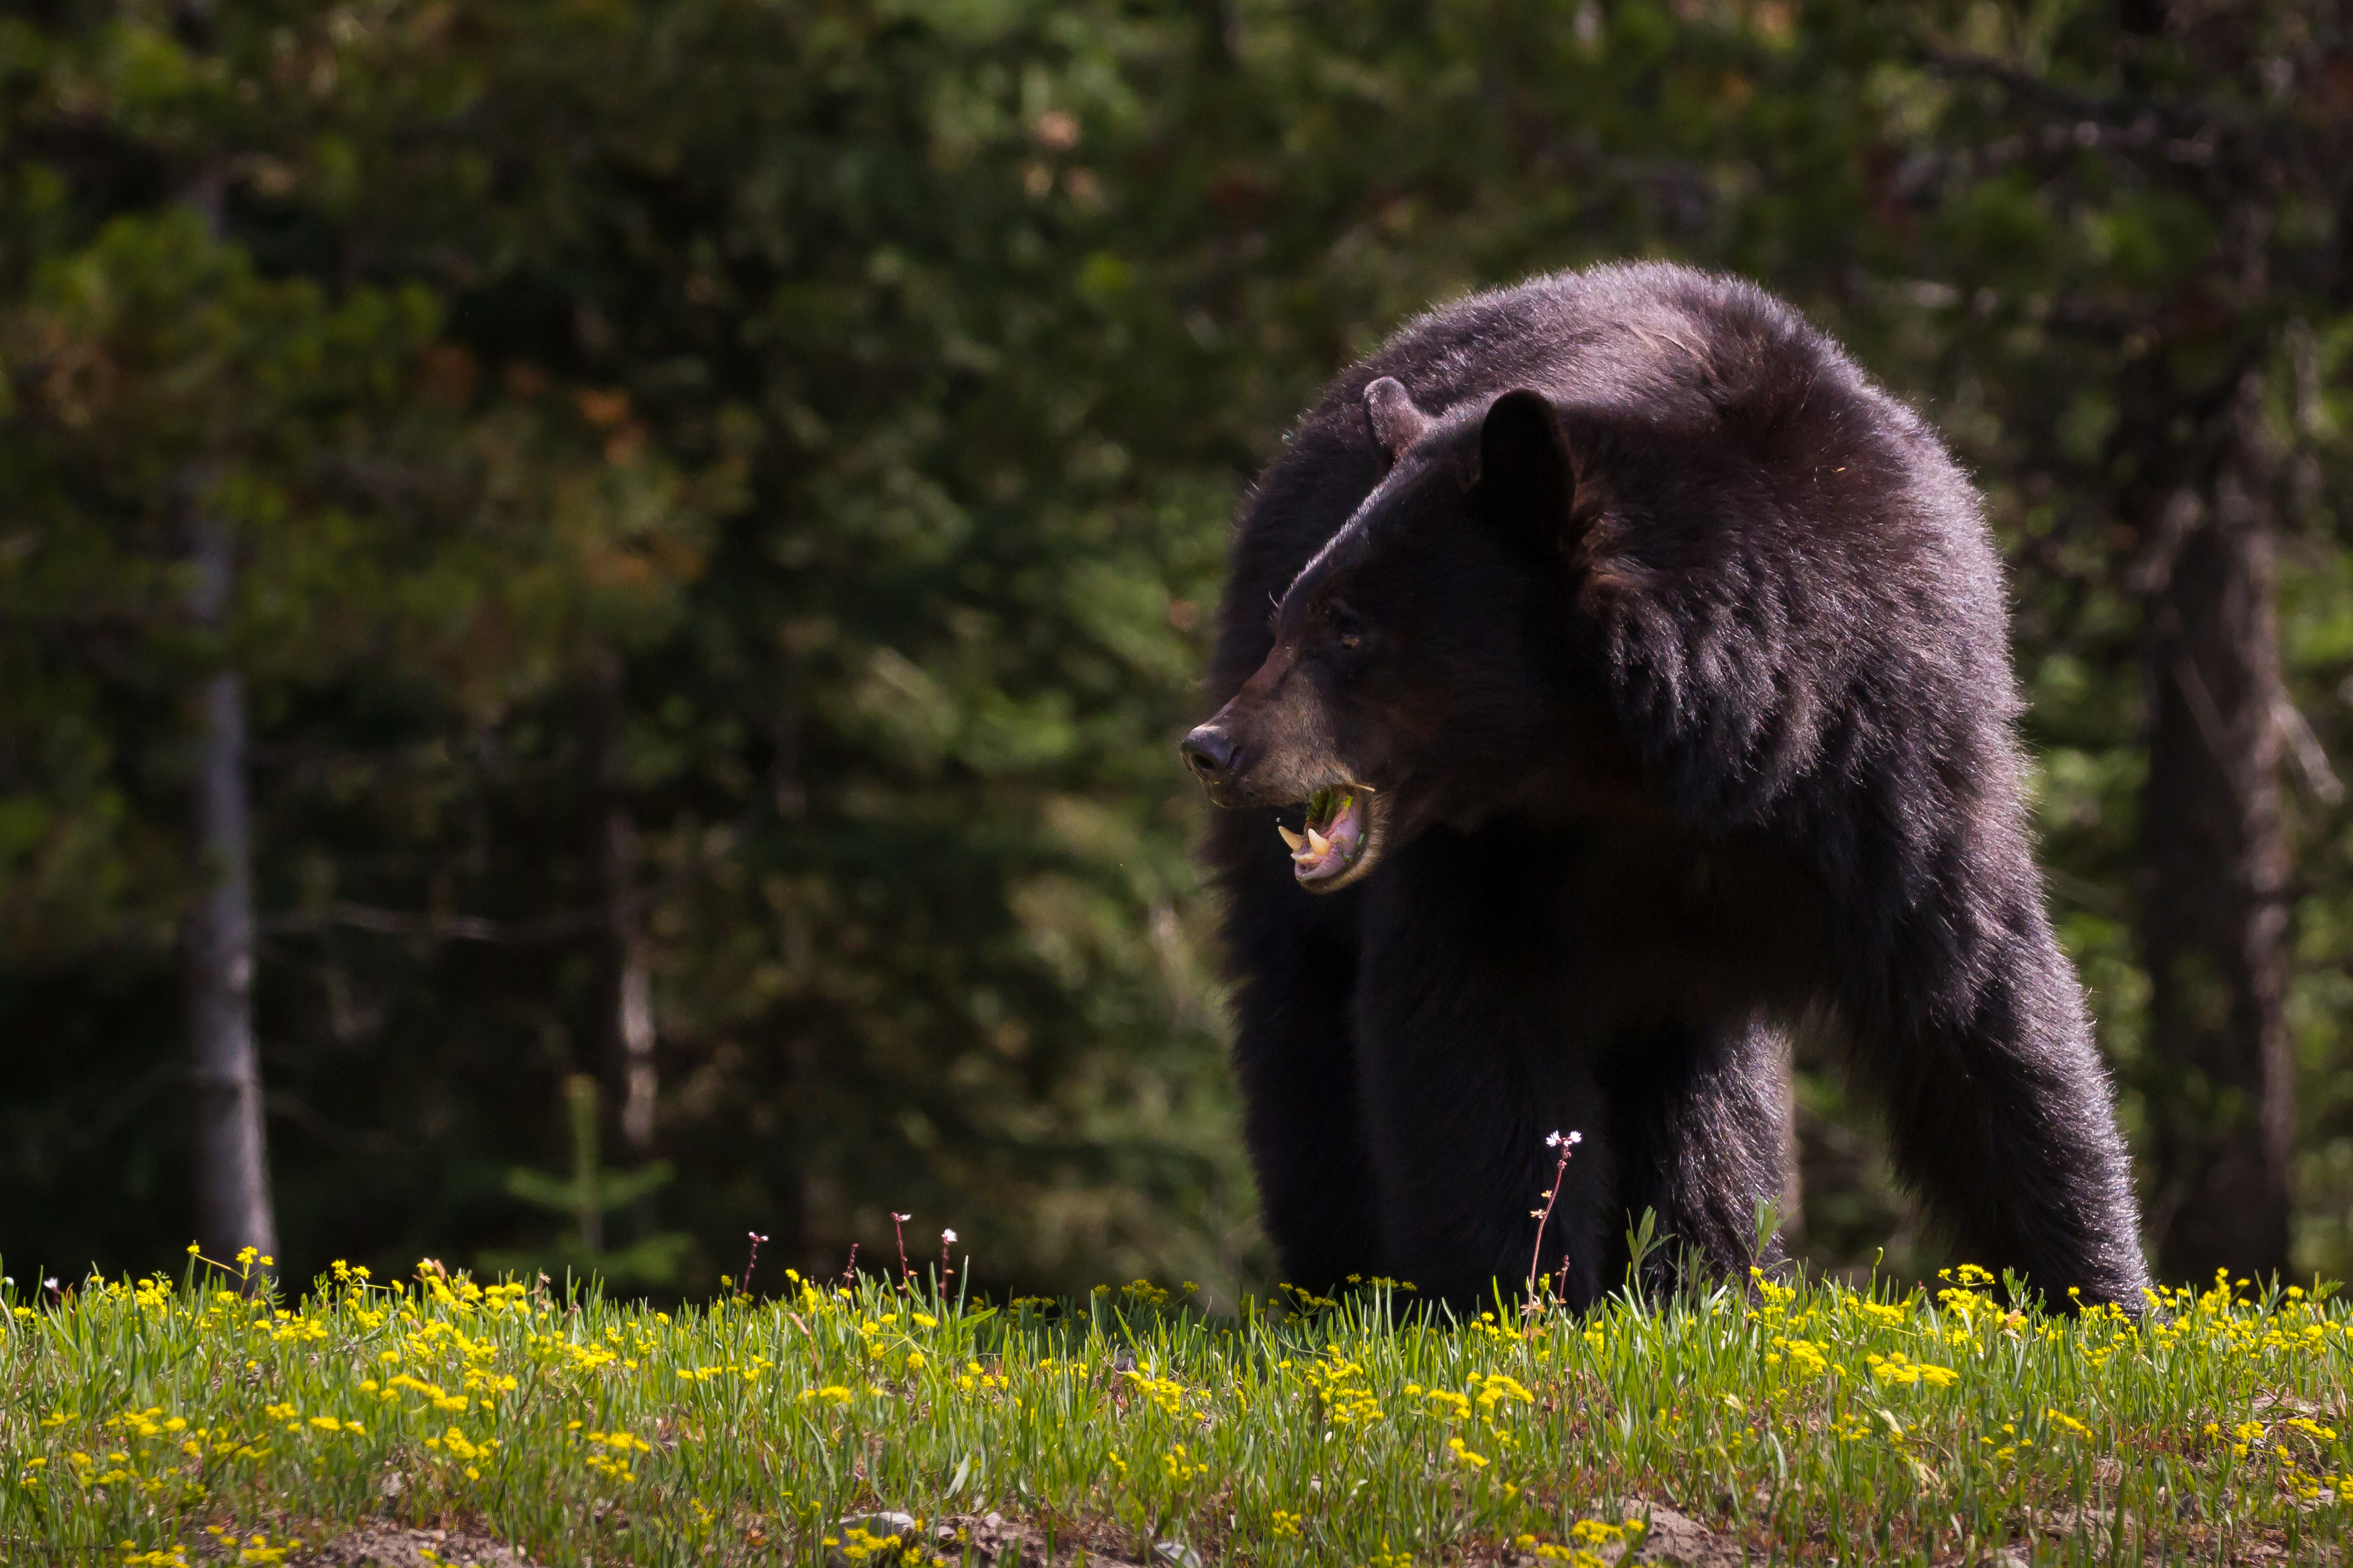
[1278,825,1304,852]
[1307,828,1332,856]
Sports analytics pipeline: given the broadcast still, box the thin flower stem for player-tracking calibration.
[1527,1130,1584,1303]
[740,1231,769,1298]
[891,1212,914,1287]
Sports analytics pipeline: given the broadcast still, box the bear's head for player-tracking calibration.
[1182,378,1601,892]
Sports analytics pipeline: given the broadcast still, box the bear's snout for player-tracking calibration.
[1180,724,1240,787]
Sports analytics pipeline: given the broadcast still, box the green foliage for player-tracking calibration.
[2,1258,2349,1564]
[6,0,2353,1306]
[2,0,1265,1297]
[488,1075,687,1288]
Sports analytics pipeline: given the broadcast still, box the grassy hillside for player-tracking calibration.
[2,1251,2348,1566]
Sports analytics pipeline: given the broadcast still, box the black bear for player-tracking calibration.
[1182,263,2149,1311]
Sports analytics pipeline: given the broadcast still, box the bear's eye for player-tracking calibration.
[1327,602,1364,652]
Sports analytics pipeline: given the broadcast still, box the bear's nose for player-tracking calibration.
[1180,725,1239,782]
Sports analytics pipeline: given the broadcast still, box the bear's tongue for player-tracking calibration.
[1279,788,1368,883]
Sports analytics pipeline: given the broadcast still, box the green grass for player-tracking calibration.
[4,1251,2350,1566]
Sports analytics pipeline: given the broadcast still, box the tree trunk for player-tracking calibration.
[583,648,658,1153]
[184,505,278,1266]
[2139,371,2293,1284]
[610,811,658,1153]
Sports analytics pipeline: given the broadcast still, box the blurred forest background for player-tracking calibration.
[4,0,2352,1303]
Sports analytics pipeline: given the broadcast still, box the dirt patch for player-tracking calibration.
[293,1524,537,1567]
[1619,1499,1741,1566]
[280,1502,1736,1568]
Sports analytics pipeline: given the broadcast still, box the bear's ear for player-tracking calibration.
[1363,376,1431,462]
[1472,389,1577,550]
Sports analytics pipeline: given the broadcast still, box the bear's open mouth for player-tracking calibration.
[1280,786,1372,884]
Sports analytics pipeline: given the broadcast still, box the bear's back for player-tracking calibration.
[1314,264,1938,492]
[1239,263,1988,636]
[1219,262,2013,851]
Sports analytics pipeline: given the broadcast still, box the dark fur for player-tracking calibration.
[1189,263,2148,1311]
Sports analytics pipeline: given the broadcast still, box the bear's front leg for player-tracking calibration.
[1603,1015,1792,1290]
[1354,828,1617,1312]
[1213,808,1384,1295]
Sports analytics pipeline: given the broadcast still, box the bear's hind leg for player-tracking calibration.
[1857,905,2149,1308]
